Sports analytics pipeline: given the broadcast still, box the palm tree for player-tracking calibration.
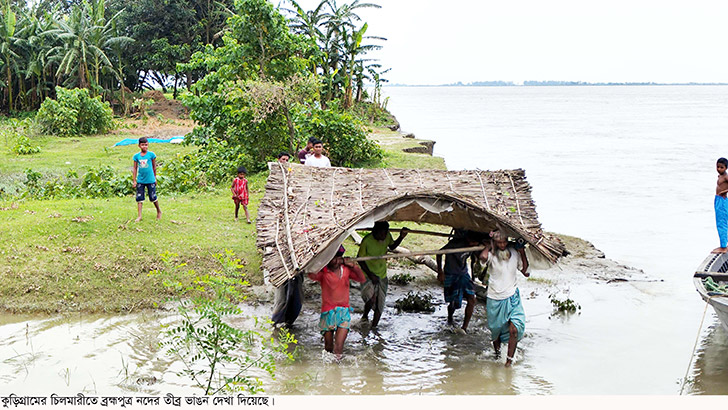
[16,8,57,108]
[0,3,21,111]
[46,0,131,92]
[321,0,381,105]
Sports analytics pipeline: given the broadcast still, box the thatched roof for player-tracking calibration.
[256,163,565,287]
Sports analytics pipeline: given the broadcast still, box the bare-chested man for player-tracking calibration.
[713,157,728,254]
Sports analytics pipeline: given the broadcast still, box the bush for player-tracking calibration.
[150,251,297,395]
[36,87,114,136]
[350,100,397,127]
[22,166,131,200]
[158,153,212,193]
[80,166,132,198]
[10,136,41,155]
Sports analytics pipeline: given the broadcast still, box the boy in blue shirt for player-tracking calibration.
[132,137,162,222]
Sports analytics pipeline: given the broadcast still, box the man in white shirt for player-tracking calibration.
[304,139,331,168]
[482,230,529,367]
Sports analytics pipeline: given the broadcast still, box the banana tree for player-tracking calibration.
[0,3,20,111]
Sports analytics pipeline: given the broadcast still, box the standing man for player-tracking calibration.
[304,139,331,168]
[358,221,409,328]
[436,230,481,334]
[482,230,529,367]
[298,137,316,164]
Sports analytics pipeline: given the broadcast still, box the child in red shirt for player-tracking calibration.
[231,166,250,223]
[308,246,366,358]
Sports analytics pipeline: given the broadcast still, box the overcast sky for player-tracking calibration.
[287,0,728,85]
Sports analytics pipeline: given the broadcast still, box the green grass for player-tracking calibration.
[0,178,267,313]
[0,119,446,313]
[0,130,194,176]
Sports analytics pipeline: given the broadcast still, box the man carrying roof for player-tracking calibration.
[357,221,409,328]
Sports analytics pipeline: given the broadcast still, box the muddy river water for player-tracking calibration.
[2,86,728,395]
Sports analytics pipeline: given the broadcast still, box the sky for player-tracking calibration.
[287,0,728,85]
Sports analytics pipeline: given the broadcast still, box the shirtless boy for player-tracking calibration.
[713,157,728,254]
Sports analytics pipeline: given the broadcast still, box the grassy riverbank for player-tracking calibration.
[0,118,445,313]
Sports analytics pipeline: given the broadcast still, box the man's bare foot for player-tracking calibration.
[247,219,252,224]
[711,247,728,254]
[156,212,162,220]
[505,360,513,367]
[135,217,142,222]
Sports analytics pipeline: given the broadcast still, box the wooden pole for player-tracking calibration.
[349,245,486,262]
[356,228,452,238]
[694,272,728,281]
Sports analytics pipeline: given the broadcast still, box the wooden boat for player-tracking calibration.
[694,253,728,332]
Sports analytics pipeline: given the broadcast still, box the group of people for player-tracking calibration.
[130,136,333,223]
[130,137,530,366]
[233,138,332,222]
[272,137,333,168]
[307,222,531,366]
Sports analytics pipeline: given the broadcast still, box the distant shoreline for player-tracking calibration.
[387,81,728,87]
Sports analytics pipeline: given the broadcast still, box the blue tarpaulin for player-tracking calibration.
[113,137,184,147]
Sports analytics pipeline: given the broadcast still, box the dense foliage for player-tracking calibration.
[3,0,393,197]
[36,87,114,136]
[183,0,382,175]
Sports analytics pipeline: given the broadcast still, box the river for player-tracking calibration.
[384,85,728,394]
[1,86,726,395]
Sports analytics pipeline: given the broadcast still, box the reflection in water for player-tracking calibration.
[689,319,728,395]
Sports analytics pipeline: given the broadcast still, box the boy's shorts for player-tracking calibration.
[136,183,157,202]
[318,306,352,334]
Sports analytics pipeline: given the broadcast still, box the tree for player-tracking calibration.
[182,0,379,172]
[109,0,233,92]
[0,2,21,111]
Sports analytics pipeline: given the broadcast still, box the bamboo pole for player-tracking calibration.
[356,228,452,238]
[694,272,728,281]
[349,245,486,262]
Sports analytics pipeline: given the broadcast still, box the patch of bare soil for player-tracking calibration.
[143,90,190,119]
[113,117,195,139]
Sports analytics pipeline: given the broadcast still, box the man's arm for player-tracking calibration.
[388,227,409,251]
[131,161,138,188]
[152,158,157,178]
[479,241,490,262]
[357,260,379,284]
[517,248,530,277]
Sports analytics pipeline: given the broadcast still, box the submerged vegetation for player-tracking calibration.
[395,291,436,313]
[550,295,581,313]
